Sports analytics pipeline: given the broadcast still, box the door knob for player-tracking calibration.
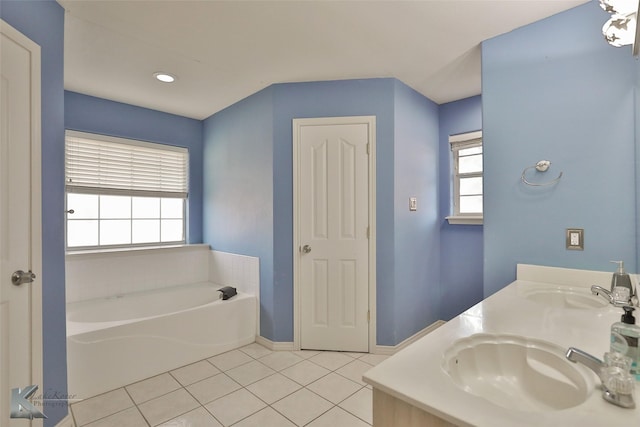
[301,245,312,254]
[11,270,35,286]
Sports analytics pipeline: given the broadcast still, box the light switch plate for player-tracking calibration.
[409,197,417,211]
[566,228,584,250]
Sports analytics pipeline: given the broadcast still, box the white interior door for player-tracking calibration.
[295,117,372,352]
[0,20,43,426]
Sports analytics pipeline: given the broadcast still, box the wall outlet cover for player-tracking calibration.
[566,228,584,251]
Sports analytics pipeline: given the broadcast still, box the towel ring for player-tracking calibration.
[521,160,563,187]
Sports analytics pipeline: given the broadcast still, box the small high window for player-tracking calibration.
[447,131,483,225]
[65,130,188,250]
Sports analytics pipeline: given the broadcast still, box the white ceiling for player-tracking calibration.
[59,0,589,120]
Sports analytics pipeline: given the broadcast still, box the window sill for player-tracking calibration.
[446,215,483,225]
[65,243,209,258]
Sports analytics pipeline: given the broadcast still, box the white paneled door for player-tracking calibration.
[0,20,43,427]
[294,117,373,352]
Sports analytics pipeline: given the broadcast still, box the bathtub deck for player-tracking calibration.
[67,288,257,400]
[69,342,388,427]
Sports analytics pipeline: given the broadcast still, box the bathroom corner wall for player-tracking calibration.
[392,80,441,341]
[204,78,443,346]
[438,96,483,320]
[202,87,275,340]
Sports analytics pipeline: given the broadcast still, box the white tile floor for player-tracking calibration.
[70,343,388,427]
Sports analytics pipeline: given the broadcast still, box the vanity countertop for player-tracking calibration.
[363,264,640,426]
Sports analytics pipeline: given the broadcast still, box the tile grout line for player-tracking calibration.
[248,353,366,426]
[71,390,139,427]
[221,354,336,426]
[235,351,369,425]
[71,346,377,426]
[213,350,365,426]
[155,377,225,427]
[120,386,152,427]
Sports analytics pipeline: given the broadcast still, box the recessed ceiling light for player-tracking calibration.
[153,72,176,83]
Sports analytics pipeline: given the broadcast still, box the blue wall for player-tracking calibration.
[482,1,638,296]
[392,81,441,340]
[11,3,630,421]
[1,1,67,425]
[203,78,442,345]
[272,79,396,344]
[202,87,276,338]
[636,59,640,269]
[438,96,484,320]
[64,91,204,244]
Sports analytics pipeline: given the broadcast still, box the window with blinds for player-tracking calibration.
[65,130,189,250]
[448,131,483,223]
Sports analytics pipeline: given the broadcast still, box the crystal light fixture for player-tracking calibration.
[599,0,640,55]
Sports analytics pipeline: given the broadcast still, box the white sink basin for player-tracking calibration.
[519,285,608,309]
[442,334,594,412]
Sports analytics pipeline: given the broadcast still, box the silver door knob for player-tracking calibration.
[302,245,312,254]
[11,270,35,286]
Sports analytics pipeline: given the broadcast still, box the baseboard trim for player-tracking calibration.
[374,320,446,355]
[255,335,295,351]
[256,321,446,355]
[55,413,75,427]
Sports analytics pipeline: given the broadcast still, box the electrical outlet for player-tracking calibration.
[566,228,584,251]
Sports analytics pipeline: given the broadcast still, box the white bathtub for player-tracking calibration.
[66,282,256,400]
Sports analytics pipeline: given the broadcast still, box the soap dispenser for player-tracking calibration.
[610,261,634,304]
[611,306,640,378]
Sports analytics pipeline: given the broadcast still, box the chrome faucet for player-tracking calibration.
[566,347,603,376]
[566,347,635,409]
[591,285,614,304]
[591,284,638,307]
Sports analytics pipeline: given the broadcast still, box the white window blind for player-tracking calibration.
[65,130,188,198]
[449,131,482,152]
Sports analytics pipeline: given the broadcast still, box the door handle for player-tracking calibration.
[11,270,35,286]
[301,245,312,254]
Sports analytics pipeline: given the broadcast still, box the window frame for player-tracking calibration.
[64,130,189,251]
[447,130,483,225]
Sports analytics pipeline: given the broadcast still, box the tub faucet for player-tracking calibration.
[566,347,635,409]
